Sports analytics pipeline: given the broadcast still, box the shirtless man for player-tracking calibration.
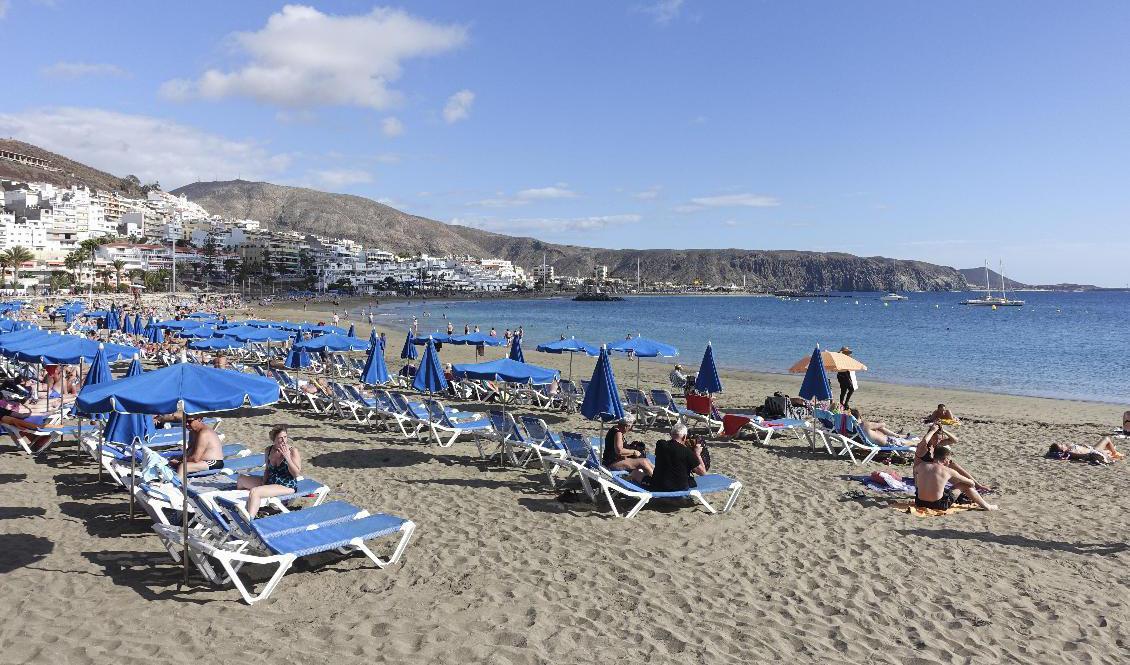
[913,436,997,511]
[168,416,225,474]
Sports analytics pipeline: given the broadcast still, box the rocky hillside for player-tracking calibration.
[0,139,139,195]
[172,179,967,291]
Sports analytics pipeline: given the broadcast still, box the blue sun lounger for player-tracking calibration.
[186,495,415,605]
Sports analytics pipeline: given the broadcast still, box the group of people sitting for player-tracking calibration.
[602,414,708,493]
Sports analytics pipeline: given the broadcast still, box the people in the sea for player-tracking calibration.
[168,415,225,474]
[836,346,858,408]
[236,424,302,518]
[602,414,653,480]
[914,444,997,511]
[648,423,708,492]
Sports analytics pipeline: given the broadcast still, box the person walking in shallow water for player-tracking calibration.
[837,346,858,408]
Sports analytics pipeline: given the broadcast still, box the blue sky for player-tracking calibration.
[2,1,1128,285]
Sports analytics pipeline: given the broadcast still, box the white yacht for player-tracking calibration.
[961,262,1025,307]
[880,293,909,302]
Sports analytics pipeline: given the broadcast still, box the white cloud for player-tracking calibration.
[640,0,684,24]
[374,152,400,164]
[0,1,9,19]
[515,185,576,200]
[161,5,468,109]
[275,109,318,125]
[632,185,662,200]
[443,89,475,124]
[311,168,372,189]
[675,192,780,212]
[468,184,578,208]
[452,214,641,234]
[40,62,128,79]
[0,107,291,188]
[381,116,404,137]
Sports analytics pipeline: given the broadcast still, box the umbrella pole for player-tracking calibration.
[180,406,189,587]
[568,353,573,382]
[636,356,640,392]
[129,433,137,519]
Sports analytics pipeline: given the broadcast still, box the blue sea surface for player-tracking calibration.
[370,292,1129,403]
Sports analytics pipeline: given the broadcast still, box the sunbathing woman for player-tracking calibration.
[236,425,301,518]
[1047,440,1124,464]
[603,414,654,478]
[850,408,917,446]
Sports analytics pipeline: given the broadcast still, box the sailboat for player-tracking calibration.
[961,261,1024,306]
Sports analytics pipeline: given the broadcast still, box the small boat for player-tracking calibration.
[961,261,1024,307]
[880,293,909,302]
[573,291,624,302]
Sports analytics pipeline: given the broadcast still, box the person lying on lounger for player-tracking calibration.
[850,408,918,446]
[603,414,653,480]
[913,445,997,511]
[236,425,302,518]
[1046,441,1124,464]
[168,415,225,474]
[923,403,961,426]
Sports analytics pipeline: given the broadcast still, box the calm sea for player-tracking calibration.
[368,292,1129,403]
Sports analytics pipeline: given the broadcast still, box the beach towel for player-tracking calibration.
[892,500,981,517]
[856,472,914,493]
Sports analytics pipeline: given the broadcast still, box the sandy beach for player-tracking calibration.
[1,300,1127,665]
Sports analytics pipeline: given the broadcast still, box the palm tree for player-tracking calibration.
[112,259,126,290]
[78,237,104,297]
[0,252,10,289]
[5,246,34,288]
[64,250,84,290]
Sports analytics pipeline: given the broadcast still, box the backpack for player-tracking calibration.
[760,393,790,420]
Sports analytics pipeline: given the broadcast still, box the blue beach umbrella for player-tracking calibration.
[508,335,525,363]
[178,325,217,340]
[412,338,447,394]
[347,323,356,338]
[295,333,371,353]
[106,308,121,332]
[536,336,599,381]
[360,336,390,385]
[798,345,833,402]
[412,331,455,345]
[284,341,314,370]
[120,313,133,335]
[399,331,418,361]
[188,337,245,352]
[694,342,723,394]
[309,324,347,336]
[76,362,280,580]
[78,343,113,422]
[222,325,292,343]
[103,355,155,446]
[452,358,558,385]
[132,314,142,336]
[450,331,506,347]
[145,325,165,344]
[606,335,679,390]
[580,346,625,423]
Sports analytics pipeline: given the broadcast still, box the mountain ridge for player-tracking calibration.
[171,179,968,291]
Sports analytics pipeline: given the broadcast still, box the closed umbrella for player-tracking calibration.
[145,325,165,344]
[106,308,121,332]
[77,362,280,583]
[347,323,356,338]
[508,335,525,363]
[412,338,447,394]
[360,335,390,385]
[79,344,112,480]
[399,331,418,360]
[132,314,142,336]
[283,336,314,370]
[580,346,625,423]
[694,342,723,394]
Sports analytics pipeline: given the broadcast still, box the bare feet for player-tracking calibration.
[982,504,999,511]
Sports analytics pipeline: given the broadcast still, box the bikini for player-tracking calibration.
[264,451,297,490]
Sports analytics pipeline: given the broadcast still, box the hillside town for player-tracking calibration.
[0,150,568,296]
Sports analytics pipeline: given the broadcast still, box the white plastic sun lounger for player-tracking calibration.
[187,495,415,605]
[422,398,493,447]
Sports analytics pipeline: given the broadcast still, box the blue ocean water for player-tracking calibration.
[371,292,1129,402]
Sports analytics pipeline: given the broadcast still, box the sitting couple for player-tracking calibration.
[913,424,997,511]
[604,414,707,492]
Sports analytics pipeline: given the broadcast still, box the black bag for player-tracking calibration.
[760,393,790,419]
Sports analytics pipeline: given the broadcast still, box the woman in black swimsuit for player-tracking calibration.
[236,425,302,518]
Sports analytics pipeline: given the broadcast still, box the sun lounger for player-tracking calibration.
[827,413,915,465]
[421,398,493,447]
[591,467,743,518]
[188,495,415,604]
[516,415,567,468]
[624,388,669,427]
[4,420,87,455]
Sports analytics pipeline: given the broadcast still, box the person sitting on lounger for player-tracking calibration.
[850,408,917,446]
[647,422,707,491]
[913,445,997,511]
[669,364,688,390]
[168,415,225,474]
[924,403,961,426]
[603,414,653,479]
[1047,441,1124,464]
[236,424,302,518]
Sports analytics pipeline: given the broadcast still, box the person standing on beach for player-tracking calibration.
[836,346,858,408]
[447,321,454,335]
[412,316,419,334]
[464,324,469,335]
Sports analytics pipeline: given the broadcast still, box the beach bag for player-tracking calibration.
[761,394,789,420]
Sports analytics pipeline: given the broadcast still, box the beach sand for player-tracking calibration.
[1,300,1127,664]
